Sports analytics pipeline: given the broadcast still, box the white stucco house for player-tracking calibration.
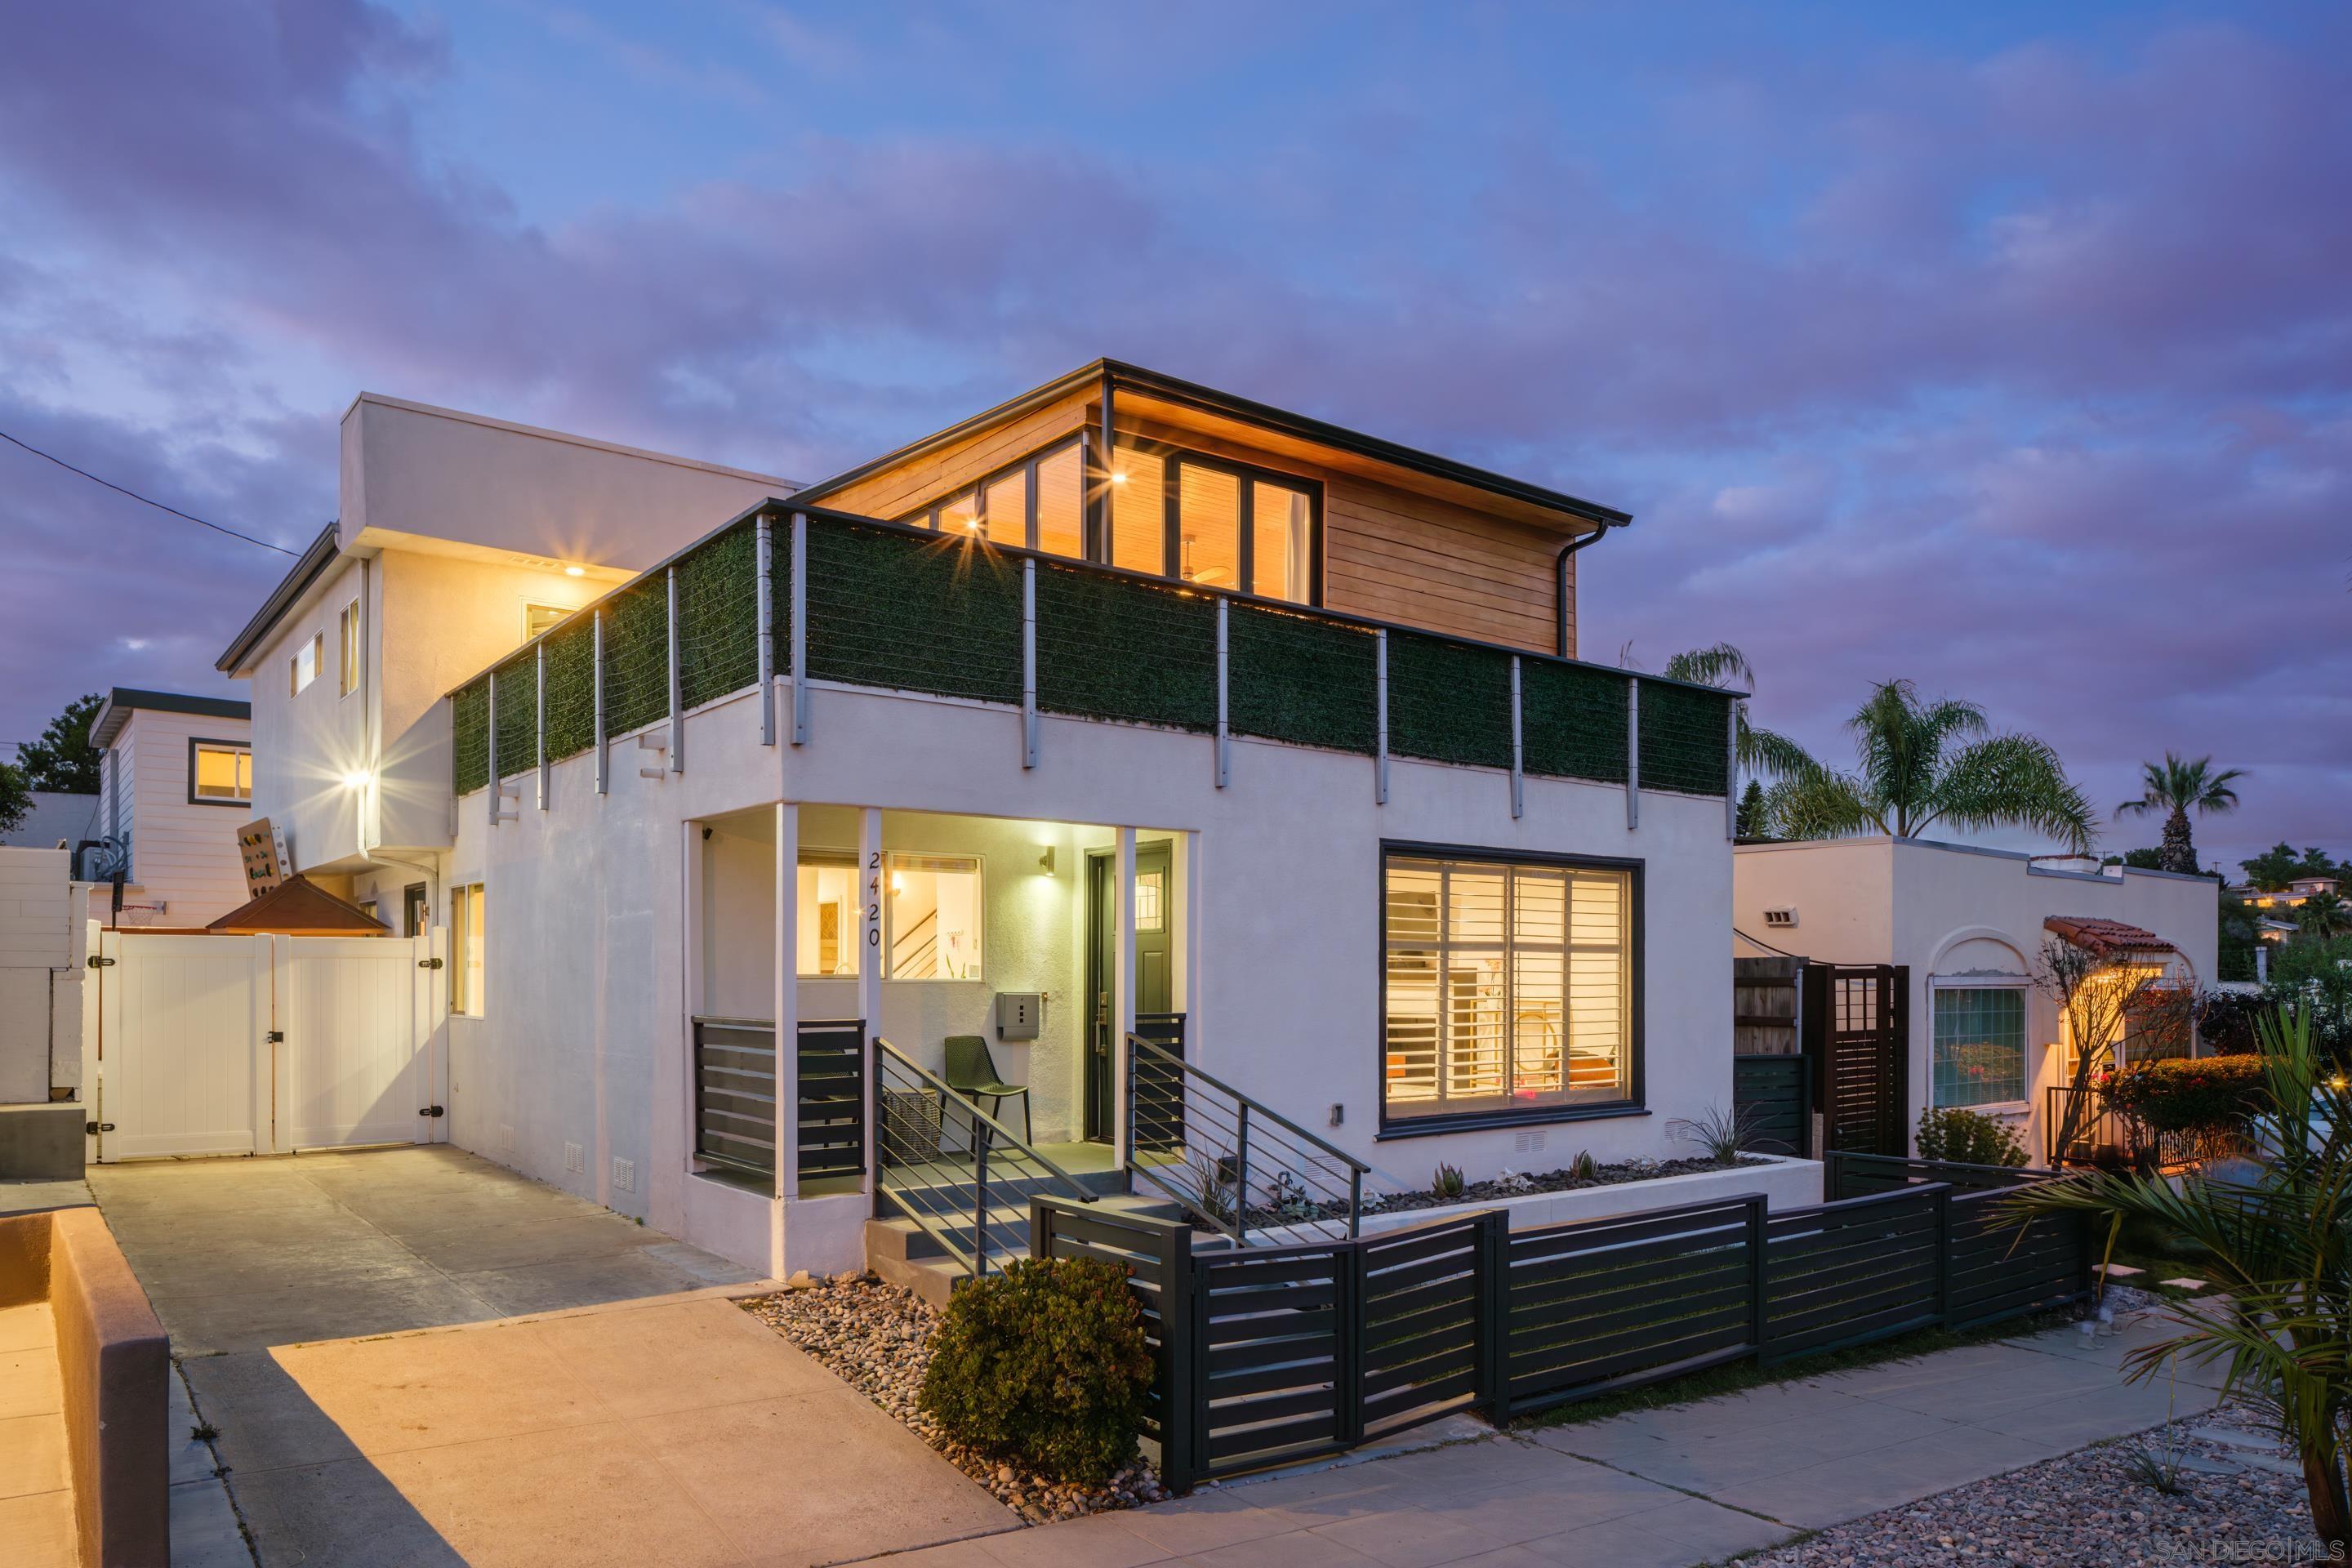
[86,688,254,927]
[212,363,1760,1283]
[1734,836,2218,1167]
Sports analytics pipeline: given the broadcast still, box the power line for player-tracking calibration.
[0,426,299,556]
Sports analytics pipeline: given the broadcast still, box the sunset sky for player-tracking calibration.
[2,2,2343,871]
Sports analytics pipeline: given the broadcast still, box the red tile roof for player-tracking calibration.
[2043,915,2176,958]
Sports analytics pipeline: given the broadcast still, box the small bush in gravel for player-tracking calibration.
[918,1258,1152,1486]
[1914,1106,2026,1166]
[2105,1054,2268,1143]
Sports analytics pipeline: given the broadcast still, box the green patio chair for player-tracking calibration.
[942,1036,1031,1143]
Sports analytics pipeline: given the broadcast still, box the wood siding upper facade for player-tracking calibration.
[805,380,1595,657]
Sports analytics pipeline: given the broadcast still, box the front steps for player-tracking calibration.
[865,1165,1178,1307]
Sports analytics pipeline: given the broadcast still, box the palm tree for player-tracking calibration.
[2009,1007,2352,1556]
[1763,679,2097,853]
[2299,890,2351,940]
[1658,643,1821,784]
[2116,752,2247,875]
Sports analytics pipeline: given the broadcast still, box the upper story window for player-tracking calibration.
[896,436,1318,605]
[290,630,322,695]
[338,599,361,697]
[523,601,570,640]
[188,741,252,807]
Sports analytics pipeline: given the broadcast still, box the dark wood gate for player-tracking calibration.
[1802,964,1909,1157]
[1732,957,1809,1156]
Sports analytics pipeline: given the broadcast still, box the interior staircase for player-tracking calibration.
[866,1165,1178,1307]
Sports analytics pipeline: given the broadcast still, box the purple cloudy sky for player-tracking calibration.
[2,2,2344,871]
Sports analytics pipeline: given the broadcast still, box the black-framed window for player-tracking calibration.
[896,433,1324,606]
[1380,844,1642,1134]
[187,738,252,807]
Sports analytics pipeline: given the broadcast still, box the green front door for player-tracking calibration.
[1085,840,1173,1141]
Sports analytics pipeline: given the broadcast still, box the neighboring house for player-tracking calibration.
[87,688,253,927]
[1733,836,2217,1167]
[226,359,1748,1283]
[2232,875,2341,945]
[0,791,98,854]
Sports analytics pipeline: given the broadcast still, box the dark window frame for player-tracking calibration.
[1374,839,1646,1140]
[186,736,253,808]
[895,430,1326,608]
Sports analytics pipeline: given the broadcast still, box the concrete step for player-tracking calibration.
[864,1193,1185,1306]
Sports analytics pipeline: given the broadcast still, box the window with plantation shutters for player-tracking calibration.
[1382,851,1635,1126]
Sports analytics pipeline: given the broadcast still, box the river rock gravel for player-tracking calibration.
[741,1276,1167,1524]
[1741,1402,2319,1567]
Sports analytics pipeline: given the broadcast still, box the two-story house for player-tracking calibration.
[223,361,1753,1285]
[87,688,254,926]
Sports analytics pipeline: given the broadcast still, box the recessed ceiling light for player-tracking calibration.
[564,565,586,577]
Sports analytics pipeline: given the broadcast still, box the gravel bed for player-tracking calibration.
[741,1276,1166,1524]
[1358,1154,1771,1218]
[1741,1402,2318,1566]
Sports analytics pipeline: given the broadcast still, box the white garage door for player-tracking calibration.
[92,928,444,1161]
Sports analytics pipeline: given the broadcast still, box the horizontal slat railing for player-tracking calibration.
[1049,1165,2095,1490]
[692,1017,867,1187]
[1125,1031,1369,1246]
[452,502,1737,802]
[873,1037,1094,1279]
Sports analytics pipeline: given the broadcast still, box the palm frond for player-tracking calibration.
[1921,733,2096,853]
[1761,769,1882,840]
[1660,642,1755,689]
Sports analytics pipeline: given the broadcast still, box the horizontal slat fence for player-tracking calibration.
[689,1018,867,1187]
[1038,1153,2091,1491]
[452,506,1734,800]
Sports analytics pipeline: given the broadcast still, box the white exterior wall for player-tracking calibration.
[1735,837,2220,1162]
[105,708,252,926]
[0,849,75,1102]
[434,676,1734,1277]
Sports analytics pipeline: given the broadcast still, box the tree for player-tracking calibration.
[1761,679,2097,853]
[2116,753,2246,875]
[15,693,102,795]
[0,760,28,836]
[2040,937,2176,1163]
[1735,779,1768,839]
[2100,848,2166,871]
[2010,1008,2352,1556]
[1657,643,1820,783]
[2299,890,2351,940]
[2238,842,2344,890]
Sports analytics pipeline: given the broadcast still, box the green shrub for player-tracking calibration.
[1913,1107,2026,1167]
[917,1258,1152,1485]
[2105,1054,2270,1137]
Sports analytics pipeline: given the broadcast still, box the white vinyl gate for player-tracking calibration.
[87,927,446,1162]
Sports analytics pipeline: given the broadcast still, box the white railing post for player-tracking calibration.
[756,514,777,747]
[535,640,549,811]
[1626,679,1642,830]
[1509,655,1524,820]
[1374,628,1390,805]
[592,607,608,795]
[666,565,684,773]
[1022,558,1038,769]
[790,513,809,746]
[1214,597,1231,789]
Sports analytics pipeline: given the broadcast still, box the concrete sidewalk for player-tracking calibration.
[871,1311,2222,1567]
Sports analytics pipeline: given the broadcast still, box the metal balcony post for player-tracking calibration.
[1508,655,1524,820]
[1234,1101,1250,1249]
[485,675,499,828]
[1726,697,1742,839]
[1021,558,1038,768]
[755,514,776,746]
[535,639,549,811]
[790,512,809,746]
[1214,597,1230,789]
[1625,679,1641,830]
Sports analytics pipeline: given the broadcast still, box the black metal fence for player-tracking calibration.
[1731,1056,1810,1156]
[689,1017,866,1187]
[1033,1150,2090,1491]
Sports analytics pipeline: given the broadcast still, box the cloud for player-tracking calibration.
[0,2,2344,871]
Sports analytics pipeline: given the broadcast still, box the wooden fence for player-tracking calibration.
[1031,1152,2089,1490]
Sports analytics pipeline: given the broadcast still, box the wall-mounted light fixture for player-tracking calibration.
[564,565,586,577]
[1037,846,1057,877]
[341,770,370,791]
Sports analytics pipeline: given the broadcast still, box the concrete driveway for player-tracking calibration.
[87,1146,1015,1567]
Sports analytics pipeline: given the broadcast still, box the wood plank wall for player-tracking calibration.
[812,394,1579,657]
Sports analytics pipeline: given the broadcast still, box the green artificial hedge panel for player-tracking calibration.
[677,523,760,710]
[542,617,597,761]
[602,577,671,737]
[1227,604,1378,754]
[451,679,489,796]
[770,514,791,675]
[1521,660,1629,784]
[1638,679,1733,796]
[491,651,537,777]
[804,523,1022,704]
[1386,630,1512,769]
[1034,564,1217,732]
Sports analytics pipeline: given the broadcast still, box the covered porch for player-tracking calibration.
[681,802,1196,1267]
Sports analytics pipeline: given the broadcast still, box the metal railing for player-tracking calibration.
[2043,1083,2198,1172]
[871,1036,1094,1277]
[692,1017,866,1187]
[1125,1032,1370,1245]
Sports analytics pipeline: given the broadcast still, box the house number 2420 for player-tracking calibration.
[866,852,881,947]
